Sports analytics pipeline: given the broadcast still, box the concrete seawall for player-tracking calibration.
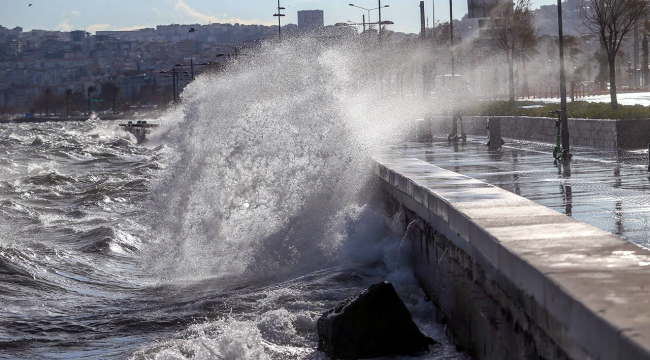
[422,116,650,149]
[376,155,650,360]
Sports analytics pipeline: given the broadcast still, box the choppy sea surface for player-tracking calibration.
[0,35,477,360]
[0,120,468,360]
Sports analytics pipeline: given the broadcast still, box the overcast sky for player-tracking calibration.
[1,0,558,34]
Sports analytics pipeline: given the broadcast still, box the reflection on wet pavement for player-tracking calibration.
[397,137,650,249]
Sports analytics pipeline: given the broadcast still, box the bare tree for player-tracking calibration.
[488,0,537,103]
[579,0,649,108]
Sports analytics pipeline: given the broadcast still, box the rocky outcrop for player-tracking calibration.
[317,281,434,359]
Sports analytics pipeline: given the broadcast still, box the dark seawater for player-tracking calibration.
[0,120,468,360]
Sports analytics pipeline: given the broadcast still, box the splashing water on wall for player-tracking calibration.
[143,37,436,285]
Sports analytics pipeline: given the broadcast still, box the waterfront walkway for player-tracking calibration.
[391,137,650,249]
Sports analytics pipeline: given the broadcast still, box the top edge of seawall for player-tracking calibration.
[374,155,650,360]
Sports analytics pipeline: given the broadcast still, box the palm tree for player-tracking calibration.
[65,89,73,117]
[553,35,584,94]
[44,88,53,116]
[555,35,584,62]
[87,86,96,114]
[101,82,120,115]
[489,0,536,103]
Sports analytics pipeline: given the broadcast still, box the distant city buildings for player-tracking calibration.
[298,10,325,30]
[0,16,364,114]
[1,3,601,115]
[0,22,283,113]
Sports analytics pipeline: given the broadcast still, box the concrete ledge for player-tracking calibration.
[420,115,650,150]
[376,155,650,360]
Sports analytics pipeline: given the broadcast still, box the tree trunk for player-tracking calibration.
[522,57,529,90]
[508,51,515,103]
[643,34,649,87]
[608,54,618,109]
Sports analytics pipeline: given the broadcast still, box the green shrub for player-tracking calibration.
[456,101,650,120]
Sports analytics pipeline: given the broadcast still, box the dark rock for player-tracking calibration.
[317,281,434,359]
[30,137,43,146]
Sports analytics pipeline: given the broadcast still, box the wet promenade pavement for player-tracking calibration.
[392,137,650,249]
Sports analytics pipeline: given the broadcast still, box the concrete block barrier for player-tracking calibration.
[419,116,650,150]
[376,155,650,360]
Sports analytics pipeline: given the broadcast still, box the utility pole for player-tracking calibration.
[363,14,366,33]
[450,0,454,76]
[420,2,426,39]
[432,0,435,29]
[557,0,570,158]
[172,68,177,103]
[378,0,382,36]
[273,0,286,41]
[421,1,427,96]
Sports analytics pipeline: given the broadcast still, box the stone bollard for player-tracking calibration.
[488,117,502,150]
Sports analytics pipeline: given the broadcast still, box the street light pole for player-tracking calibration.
[449,0,454,76]
[367,10,371,30]
[557,0,570,158]
[350,4,389,33]
[350,5,371,30]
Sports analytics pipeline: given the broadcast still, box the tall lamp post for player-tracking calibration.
[378,0,382,36]
[274,0,286,41]
[349,3,389,32]
[159,64,186,103]
[557,0,571,159]
[180,60,210,81]
[449,0,455,76]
